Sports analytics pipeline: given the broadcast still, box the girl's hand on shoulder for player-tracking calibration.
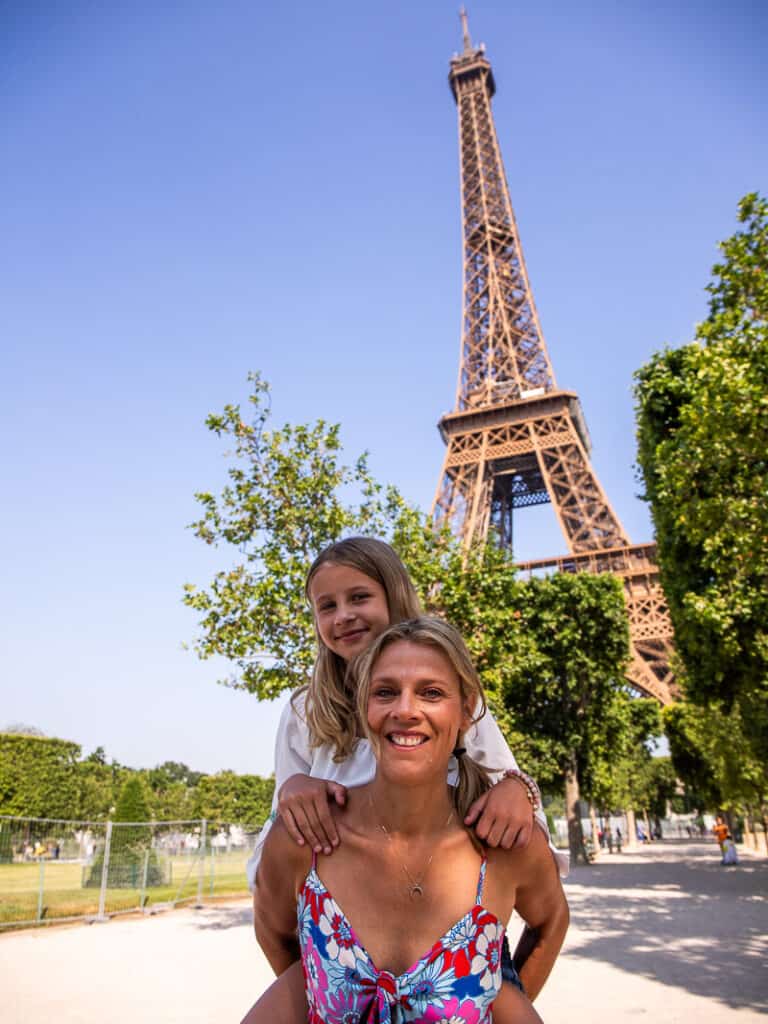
[464,777,534,849]
[278,773,347,855]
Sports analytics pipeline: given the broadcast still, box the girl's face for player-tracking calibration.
[366,640,472,781]
[309,562,390,661]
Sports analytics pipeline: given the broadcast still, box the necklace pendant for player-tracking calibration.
[409,884,424,899]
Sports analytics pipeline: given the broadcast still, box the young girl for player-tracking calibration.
[247,538,568,989]
[245,617,569,1023]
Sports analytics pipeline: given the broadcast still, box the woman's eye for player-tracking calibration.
[372,688,395,699]
[422,689,444,700]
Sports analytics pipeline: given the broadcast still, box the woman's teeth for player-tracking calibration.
[389,734,425,747]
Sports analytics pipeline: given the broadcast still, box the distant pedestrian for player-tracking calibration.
[607,831,614,853]
[713,815,729,852]
[721,833,739,866]
[615,828,623,853]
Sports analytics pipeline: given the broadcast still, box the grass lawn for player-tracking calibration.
[0,851,251,927]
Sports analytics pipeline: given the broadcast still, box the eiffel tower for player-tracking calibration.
[432,12,675,703]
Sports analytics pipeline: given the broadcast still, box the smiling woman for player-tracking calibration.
[244,618,568,1023]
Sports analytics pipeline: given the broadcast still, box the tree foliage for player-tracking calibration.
[0,734,273,826]
[0,734,81,819]
[634,193,768,771]
[663,700,764,815]
[581,692,663,815]
[193,771,275,826]
[184,372,413,699]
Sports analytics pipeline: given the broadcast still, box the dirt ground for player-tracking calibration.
[2,839,766,1022]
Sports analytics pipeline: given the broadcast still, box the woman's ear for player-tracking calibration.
[460,699,474,732]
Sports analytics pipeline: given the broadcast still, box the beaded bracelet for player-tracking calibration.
[501,768,542,812]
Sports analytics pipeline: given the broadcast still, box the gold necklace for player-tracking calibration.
[370,798,454,899]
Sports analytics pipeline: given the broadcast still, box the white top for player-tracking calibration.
[246,693,569,888]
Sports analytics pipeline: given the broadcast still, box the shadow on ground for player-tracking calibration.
[193,904,252,931]
[564,841,768,1012]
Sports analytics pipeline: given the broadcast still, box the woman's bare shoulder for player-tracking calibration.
[260,815,313,882]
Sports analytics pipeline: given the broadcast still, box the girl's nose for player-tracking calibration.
[334,602,355,623]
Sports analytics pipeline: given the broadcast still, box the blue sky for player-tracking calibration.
[1,1,765,778]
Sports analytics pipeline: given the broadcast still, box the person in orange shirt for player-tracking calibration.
[712,815,729,850]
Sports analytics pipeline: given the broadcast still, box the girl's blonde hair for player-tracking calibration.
[299,537,423,760]
[354,617,492,820]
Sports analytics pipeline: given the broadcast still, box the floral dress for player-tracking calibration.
[298,853,505,1023]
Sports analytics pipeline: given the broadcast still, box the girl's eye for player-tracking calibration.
[317,602,335,613]
[351,592,370,602]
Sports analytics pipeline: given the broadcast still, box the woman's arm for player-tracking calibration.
[491,982,543,1024]
[252,817,308,975]
[510,827,569,1000]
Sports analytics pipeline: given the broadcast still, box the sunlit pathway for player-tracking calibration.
[535,839,768,1022]
[2,839,766,1022]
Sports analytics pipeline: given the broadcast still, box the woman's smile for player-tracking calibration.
[387,730,429,748]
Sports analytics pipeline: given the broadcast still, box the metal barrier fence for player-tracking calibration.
[0,815,261,929]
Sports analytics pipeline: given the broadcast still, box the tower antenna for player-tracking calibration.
[459,7,472,53]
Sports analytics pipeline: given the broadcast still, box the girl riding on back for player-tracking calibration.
[247,537,568,996]
[245,617,568,1023]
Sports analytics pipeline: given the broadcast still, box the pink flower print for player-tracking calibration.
[303,935,329,998]
[423,996,482,1024]
[469,921,504,992]
[326,986,364,1023]
[318,901,363,970]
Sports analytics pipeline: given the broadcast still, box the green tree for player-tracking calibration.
[194,771,275,825]
[492,573,632,864]
[663,700,765,836]
[0,734,81,818]
[634,193,768,773]
[76,760,121,820]
[581,691,661,814]
[148,761,203,789]
[184,372,414,699]
[85,775,166,890]
[145,761,201,820]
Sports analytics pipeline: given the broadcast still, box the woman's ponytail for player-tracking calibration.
[453,746,492,820]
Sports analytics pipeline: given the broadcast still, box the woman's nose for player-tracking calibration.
[392,690,418,718]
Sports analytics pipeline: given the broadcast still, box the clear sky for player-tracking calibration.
[2,1,765,777]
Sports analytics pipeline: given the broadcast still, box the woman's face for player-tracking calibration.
[366,639,472,780]
[309,562,390,661]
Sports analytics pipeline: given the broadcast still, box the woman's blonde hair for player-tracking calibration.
[298,537,423,760]
[354,617,492,820]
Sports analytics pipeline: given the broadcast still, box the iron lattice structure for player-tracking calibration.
[432,16,675,702]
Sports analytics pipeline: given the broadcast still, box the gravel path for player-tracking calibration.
[2,839,766,1022]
